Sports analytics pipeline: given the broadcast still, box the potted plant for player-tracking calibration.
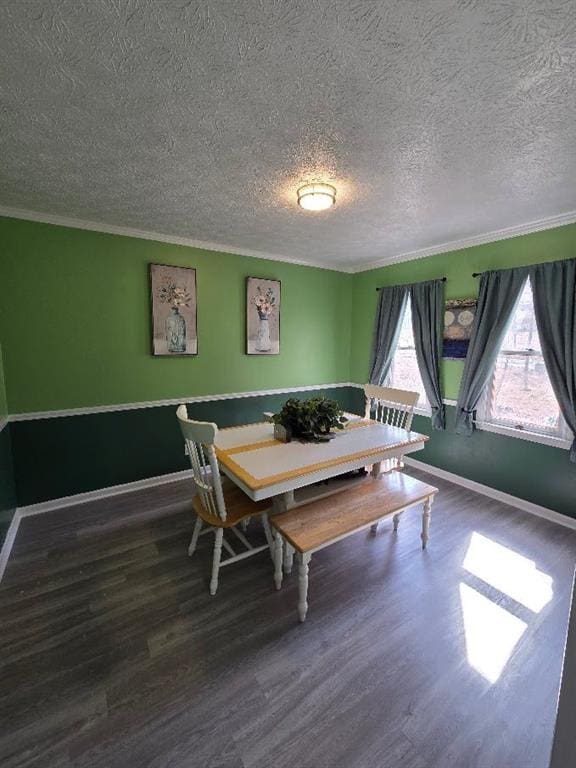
[271,397,348,443]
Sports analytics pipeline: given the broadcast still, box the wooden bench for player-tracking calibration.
[271,471,438,622]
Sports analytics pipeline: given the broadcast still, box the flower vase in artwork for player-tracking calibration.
[166,306,186,353]
[256,311,272,352]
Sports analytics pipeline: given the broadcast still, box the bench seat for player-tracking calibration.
[271,470,438,621]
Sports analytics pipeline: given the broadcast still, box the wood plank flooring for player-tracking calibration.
[1,469,575,768]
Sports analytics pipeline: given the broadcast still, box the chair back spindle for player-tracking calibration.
[176,404,227,522]
[364,384,419,431]
[364,385,419,471]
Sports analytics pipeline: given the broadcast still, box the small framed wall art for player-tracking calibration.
[150,263,198,356]
[442,298,476,359]
[246,277,281,355]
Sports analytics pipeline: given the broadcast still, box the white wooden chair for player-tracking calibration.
[177,405,273,595]
[364,384,420,533]
[364,383,419,431]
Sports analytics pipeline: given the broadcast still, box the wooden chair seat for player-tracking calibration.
[271,471,438,621]
[193,479,270,528]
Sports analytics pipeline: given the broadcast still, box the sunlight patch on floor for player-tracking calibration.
[463,532,554,613]
[460,533,553,684]
[460,583,527,684]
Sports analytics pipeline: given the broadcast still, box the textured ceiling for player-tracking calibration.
[0,0,575,270]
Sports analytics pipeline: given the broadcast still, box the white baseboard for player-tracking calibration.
[0,470,194,583]
[18,469,193,518]
[403,457,576,531]
[0,509,22,582]
[3,457,574,583]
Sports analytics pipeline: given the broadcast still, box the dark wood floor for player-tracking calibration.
[1,469,575,768]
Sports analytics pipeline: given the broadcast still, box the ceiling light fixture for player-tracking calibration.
[297,182,336,212]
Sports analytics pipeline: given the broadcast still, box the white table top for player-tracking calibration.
[215,417,428,501]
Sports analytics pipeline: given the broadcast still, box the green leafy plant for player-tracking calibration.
[271,396,348,443]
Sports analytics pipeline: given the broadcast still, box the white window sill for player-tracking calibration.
[475,420,572,450]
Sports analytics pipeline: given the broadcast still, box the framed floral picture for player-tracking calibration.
[246,277,281,355]
[150,263,198,356]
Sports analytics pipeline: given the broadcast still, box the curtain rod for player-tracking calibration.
[376,277,446,291]
[472,272,481,277]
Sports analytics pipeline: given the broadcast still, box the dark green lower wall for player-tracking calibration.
[11,387,359,506]
[0,426,17,545]
[10,390,576,520]
[348,388,576,518]
[409,406,576,519]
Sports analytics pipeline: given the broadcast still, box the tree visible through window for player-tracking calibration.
[482,279,566,438]
[387,298,429,410]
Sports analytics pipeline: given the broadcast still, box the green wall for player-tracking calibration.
[0,217,353,414]
[350,223,576,518]
[1,215,575,518]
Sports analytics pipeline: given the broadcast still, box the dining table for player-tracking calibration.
[214,413,429,571]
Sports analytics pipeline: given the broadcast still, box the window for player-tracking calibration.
[386,297,429,411]
[480,280,568,442]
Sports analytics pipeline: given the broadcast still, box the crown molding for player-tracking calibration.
[350,210,576,273]
[0,205,352,273]
[1,204,574,276]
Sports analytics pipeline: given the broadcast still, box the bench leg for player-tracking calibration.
[393,512,402,532]
[421,497,433,549]
[283,542,294,574]
[297,552,311,623]
[273,530,283,590]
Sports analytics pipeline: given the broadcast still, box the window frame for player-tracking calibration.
[476,279,571,449]
[385,296,431,417]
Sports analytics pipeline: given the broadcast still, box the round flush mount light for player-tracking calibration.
[297,182,336,212]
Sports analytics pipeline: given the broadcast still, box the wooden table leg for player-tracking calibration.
[273,530,283,590]
[272,491,296,574]
[297,552,311,622]
[421,497,433,549]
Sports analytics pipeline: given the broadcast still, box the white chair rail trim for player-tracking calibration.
[8,382,358,422]
[6,388,568,452]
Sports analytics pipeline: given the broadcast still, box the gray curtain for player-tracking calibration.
[411,280,446,430]
[369,285,409,385]
[455,267,528,435]
[529,258,576,462]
